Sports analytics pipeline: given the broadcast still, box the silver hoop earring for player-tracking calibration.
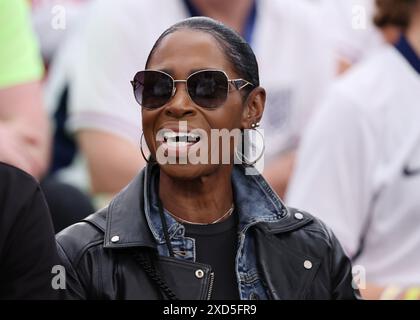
[235,127,265,166]
[140,131,154,163]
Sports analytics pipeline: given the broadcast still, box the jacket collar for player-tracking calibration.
[102,163,313,249]
[103,167,156,249]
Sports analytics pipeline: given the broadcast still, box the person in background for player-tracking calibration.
[0,0,93,233]
[315,0,385,74]
[308,0,407,74]
[32,0,94,190]
[30,0,92,65]
[373,0,417,43]
[0,0,50,179]
[0,162,59,299]
[52,0,335,198]
[286,0,420,300]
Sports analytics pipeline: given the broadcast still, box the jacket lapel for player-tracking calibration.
[158,256,213,300]
[254,220,321,300]
[102,169,157,249]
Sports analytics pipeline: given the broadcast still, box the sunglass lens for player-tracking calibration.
[133,71,173,109]
[188,70,228,108]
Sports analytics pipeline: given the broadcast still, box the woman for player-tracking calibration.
[287,0,420,299]
[57,17,358,300]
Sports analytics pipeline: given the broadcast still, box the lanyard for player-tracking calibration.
[395,34,420,75]
[182,0,257,45]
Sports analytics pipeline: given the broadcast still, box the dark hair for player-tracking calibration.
[145,16,259,96]
[374,0,419,29]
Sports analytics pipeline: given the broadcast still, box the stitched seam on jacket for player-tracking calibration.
[57,241,90,298]
[73,240,104,268]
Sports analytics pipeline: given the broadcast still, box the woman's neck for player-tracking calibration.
[406,8,420,57]
[407,23,420,58]
[158,166,234,224]
[190,0,254,35]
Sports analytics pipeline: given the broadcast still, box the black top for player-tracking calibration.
[0,162,60,299]
[184,212,240,300]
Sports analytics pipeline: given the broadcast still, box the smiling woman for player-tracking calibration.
[56,17,359,300]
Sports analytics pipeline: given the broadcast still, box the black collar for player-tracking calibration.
[395,34,420,75]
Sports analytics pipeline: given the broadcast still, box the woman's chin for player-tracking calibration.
[159,162,218,180]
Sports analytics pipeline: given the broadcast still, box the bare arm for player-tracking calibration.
[0,81,50,179]
[77,130,145,194]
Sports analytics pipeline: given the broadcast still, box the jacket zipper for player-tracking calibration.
[206,272,215,300]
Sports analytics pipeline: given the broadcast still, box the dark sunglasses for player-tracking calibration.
[131,69,254,109]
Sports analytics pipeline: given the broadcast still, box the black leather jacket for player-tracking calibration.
[56,164,359,300]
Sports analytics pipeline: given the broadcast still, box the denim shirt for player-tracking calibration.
[142,164,288,300]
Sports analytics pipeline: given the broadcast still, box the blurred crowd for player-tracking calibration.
[0,0,419,299]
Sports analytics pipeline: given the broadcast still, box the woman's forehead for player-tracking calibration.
[147,29,234,77]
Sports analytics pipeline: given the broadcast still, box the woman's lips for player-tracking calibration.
[163,132,201,157]
[155,126,206,160]
[162,131,201,144]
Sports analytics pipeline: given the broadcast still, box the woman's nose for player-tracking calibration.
[164,83,196,118]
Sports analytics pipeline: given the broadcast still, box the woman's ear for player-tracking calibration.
[241,87,266,129]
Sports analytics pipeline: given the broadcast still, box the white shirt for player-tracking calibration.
[64,0,335,163]
[308,0,385,64]
[286,45,420,286]
[30,0,92,62]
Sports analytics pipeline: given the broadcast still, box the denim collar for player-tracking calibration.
[144,163,288,246]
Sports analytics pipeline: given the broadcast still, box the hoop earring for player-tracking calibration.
[140,131,155,164]
[235,127,265,166]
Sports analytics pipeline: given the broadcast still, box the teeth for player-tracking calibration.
[163,132,200,143]
[167,140,189,147]
[163,132,178,141]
